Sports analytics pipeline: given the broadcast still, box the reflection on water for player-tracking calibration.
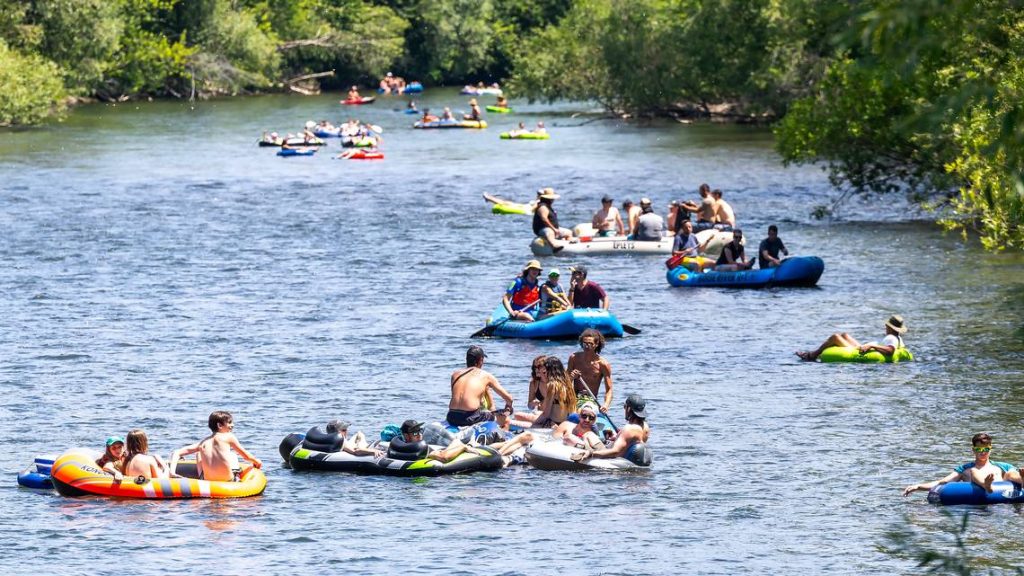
[1,90,1023,574]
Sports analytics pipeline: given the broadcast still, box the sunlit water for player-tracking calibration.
[1,89,1022,574]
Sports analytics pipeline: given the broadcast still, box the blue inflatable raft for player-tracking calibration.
[378,82,423,94]
[928,481,1024,505]
[666,256,824,288]
[17,455,56,490]
[277,148,317,157]
[480,304,624,340]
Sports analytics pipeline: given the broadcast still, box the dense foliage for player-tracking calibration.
[0,0,1020,249]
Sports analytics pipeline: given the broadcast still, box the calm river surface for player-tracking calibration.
[1,89,1023,575]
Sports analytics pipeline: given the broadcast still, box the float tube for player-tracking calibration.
[51,449,265,499]
[413,120,488,129]
[928,481,1024,505]
[17,455,56,490]
[500,132,549,140]
[818,346,913,363]
[277,148,318,157]
[258,137,326,147]
[378,82,423,94]
[479,303,624,340]
[341,136,379,148]
[525,439,652,471]
[486,105,512,113]
[461,87,503,96]
[341,96,376,105]
[666,256,824,288]
[340,149,384,160]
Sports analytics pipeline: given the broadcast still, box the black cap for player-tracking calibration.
[467,345,487,364]
[569,265,588,277]
[601,195,613,203]
[401,420,425,434]
[625,394,647,418]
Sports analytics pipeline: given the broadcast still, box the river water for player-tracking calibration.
[1,89,1022,574]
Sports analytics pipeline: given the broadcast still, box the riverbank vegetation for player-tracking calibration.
[0,0,1020,249]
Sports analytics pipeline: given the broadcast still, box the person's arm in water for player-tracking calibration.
[227,433,263,469]
[903,471,960,496]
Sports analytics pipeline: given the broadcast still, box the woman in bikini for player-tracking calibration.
[512,355,549,426]
[532,357,577,428]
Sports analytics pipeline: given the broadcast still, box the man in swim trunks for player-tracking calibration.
[591,195,624,237]
[711,189,735,229]
[572,393,651,465]
[567,329,613,413]
[694,184,717,231]
[621,199,642,236]
[796,315,908,362]
[903,433,1024,496]
[568,265,609,310]
[170,411,262,482]
[447,345,514,427]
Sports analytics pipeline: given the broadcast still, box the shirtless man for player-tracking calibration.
[903,433,1024,496]
[447,346,514,427]
[621,199,642,236]
[552,401,604,450]
[712,189,736,228]
[567,329,613,413]
[591,195,624,237]
[695,184,717,230]
[572,394,651,465]
[170,411,262,482]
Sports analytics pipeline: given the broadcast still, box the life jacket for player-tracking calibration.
[540,282,566,314]
[509,277,539,309]
[532,204,559,236]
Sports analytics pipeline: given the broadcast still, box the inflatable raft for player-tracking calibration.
[666,256,825,288]
[341,96,376,105]
[413,119,488,129]
[818,345,913,363]
[17,454,56,490]
[479,304,624,340]
[339,149,384,160]
[486,105,512,113]
[341,136,379,148]
[532,228,734,257]
[378,82,423,94]
[928,481,1024,505]
[279,428,502,477]
[500,132,549,140]
[492,202,532,215]
[50,449,266,499]
[258,137,326,147]
[461,87,503,96]
[525,439,652,471]
[277,147,317,157]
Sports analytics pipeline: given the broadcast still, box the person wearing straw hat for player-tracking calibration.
[533,188,574,251]
[796,315,909,362]
[464,98,483,121]
[503,260,544,321]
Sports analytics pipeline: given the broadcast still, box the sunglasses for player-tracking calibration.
[972,446,992,453]
[579,413,596,422]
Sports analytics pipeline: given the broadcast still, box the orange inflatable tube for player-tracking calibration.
[51,449,266,499]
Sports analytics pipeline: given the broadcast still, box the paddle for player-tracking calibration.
[621,324,641,335]
[470,300,540,338]
[368,124,383,134]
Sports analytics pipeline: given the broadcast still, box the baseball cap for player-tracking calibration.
[625,394,648,418]
[401,420,425,434]
[106,436,125,447]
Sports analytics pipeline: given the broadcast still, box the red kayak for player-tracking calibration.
[341,96,376,105]
[340,149,384,160]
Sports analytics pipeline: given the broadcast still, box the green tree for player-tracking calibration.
[29,0,123,93]
[0,39,65,126]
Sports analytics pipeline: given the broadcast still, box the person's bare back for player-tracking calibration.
[197,432,241,482]
[449,367,495,412]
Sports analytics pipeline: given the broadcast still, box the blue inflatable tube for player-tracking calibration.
[17,455,56,490]
[277,148,317,157]
[928,481,1024,505]
[378,82,423,94]
[666,256,824,288]
[313,127,343,138]
[481,304,624,340]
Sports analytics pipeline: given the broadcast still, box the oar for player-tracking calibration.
[621,324,641,335]
[470,300,540,338]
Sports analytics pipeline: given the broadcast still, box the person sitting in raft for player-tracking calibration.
[693,184,717,232]
[537,269,572,320]
[324,419,383,458]
[633,198,665,241]
[464,98,483,121]
[532,356,577,428]
[758,224,789,269]
[553,401,605,450]
[902,433,1024,496]
[592,195,625,237]
[533,188,575,252]
[96,436,126,481]
[447,345,515,427]
[568,265,610,310]
[621,199,641,236]
[534,121,547,134]
[715,229,755,271]
[486,407,536,466]
[169,410,262,482]
[262,131,281,145]
[508,121,528,137]
[513,355,549,426]
[347,85,361,100]
[568,328,614,414]
[572,393,651,465]
[420,108,439,123]
[796,314,909,362]
[712,189,736,229]
[406,100,418,112]
[670,220,715,271]
[496,95,509,108]
[396,420,482,463]
[123,429,173,479]
[503,259,543,321]
[441,107,455,121]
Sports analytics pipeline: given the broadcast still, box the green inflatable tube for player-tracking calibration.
[500,132,549,140]
[818,346,914,363]
[486,105,512,113]
[491,202,532,215]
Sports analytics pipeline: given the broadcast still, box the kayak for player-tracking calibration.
[461,87,503,96]
[500,132,549,140]
[928,481,1024,505]
[50,449,266,499]
[533,229,734,257]
[413,120,488,129]
[258,137,326,147]
[666,256,825,288]
[279,429,502,477]
[277,147,317,157]
[525,438,652,471]
[479,304,624,340]
[486,105,512,113]
[17,454,56,490]
[818,345,913,363]
[341,96,376,105]
[339,149,384,160]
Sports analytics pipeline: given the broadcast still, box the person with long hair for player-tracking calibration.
[512,355,549,426]
[568,328,613,413]
[95,436,126,481]
[123,429,171,479]
[532,356,576,428]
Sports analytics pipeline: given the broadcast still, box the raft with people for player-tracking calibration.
[477,303,625,340]
[338,149,384,160]
[817,345,913,363]
[378,81,422,94]
[258,136,326,147]
[530,228,734,257]
[484,192,534,215]
[341,96,376,105]
[461,86,502,96]
[500,131,549,140]
[525,438,651,471]
[341,136,379,148]
[50,449,267,499]
[666,256,825,288]
[486,105,512,113]
[413,119,488,129]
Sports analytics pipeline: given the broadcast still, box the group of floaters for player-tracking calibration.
[258,119,384,159]
[20,339,654,498]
